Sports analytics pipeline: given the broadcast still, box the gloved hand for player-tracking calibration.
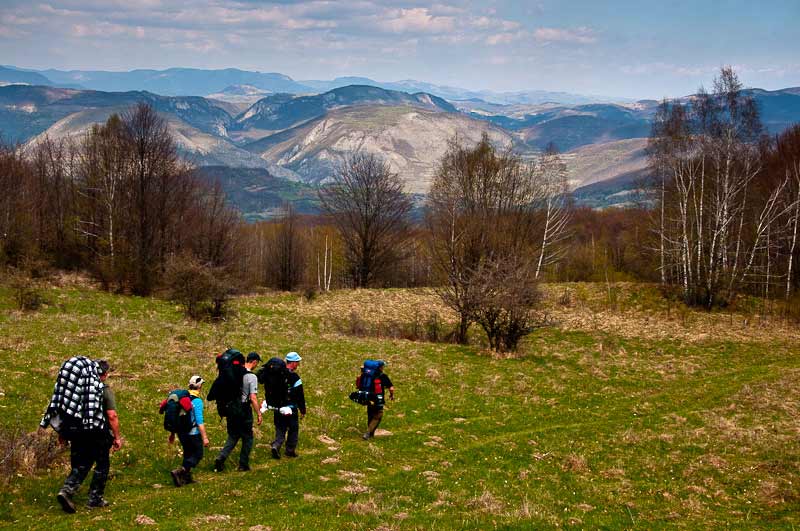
[279,406,293,416]
[260,400,269,414]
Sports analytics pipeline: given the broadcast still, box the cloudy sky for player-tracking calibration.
[1,0,798,99]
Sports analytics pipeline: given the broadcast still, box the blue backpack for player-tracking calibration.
[349,360,385,405]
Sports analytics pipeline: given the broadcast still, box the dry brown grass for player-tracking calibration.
[562,453,589,473]
[346,498,380,515]
[289,284,800,346]
[466,490,505,515]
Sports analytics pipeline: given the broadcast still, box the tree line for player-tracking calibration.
[648,67,800,307]
[2,66,799,344]
[0,103,242,297]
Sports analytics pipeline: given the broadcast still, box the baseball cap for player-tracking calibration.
[96,359,111,375]
[189,375,205,388]
[247,352,262,362]
[285,352,302,362]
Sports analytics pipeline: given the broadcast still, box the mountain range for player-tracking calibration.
[2,65,799,217]
[1,65,609,105]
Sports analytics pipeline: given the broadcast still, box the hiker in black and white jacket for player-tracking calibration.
[39,357,122,513]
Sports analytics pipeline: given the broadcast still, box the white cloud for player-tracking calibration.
[376,8,455,34]
[533,26,596,45]
[486,31,526,45]
[71,21,146,38]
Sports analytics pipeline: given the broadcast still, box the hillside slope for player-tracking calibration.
[244,105,516,193]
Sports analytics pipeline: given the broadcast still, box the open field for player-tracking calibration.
[0,279,798,530]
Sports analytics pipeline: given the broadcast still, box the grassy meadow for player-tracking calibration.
[0,278,798,530]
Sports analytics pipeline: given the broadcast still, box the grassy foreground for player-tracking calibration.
[0,280,798,530]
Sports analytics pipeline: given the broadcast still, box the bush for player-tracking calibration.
[0,427,65,486]
[10,274,48,311]
[165,256,235,320]
[303,286,318,302]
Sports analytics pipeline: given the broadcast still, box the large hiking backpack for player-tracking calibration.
[257,357,291,409]
[207,348,247,417]
[159,389,196,434]
[349,360,384,406]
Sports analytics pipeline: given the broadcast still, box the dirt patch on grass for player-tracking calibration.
[347,498,380,515]
[562,454,589,473]
[466,490,505,515]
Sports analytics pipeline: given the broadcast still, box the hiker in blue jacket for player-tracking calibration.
[270,352,307,459]
[169,375,209,486]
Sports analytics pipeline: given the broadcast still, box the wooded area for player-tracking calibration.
[1,67,799,335]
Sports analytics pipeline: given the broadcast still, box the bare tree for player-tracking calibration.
[427,135,551,345]
[319,152,412,288]
[265,203,306,291]
[470,256,544,352]
[122,103,182,294]
[534,143,572,279]
[647,67,797,307]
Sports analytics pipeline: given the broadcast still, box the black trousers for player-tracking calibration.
[178,432,204,471]
[218,405,254,467]
[272,411,299,451]
[62,431,113,501]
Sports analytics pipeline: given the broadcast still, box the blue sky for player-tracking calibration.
[1,0,798,99]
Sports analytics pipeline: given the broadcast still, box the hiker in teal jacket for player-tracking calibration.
[169,375,209,486]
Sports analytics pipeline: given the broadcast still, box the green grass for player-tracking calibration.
[0,284,798,530]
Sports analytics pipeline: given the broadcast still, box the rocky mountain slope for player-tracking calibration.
[243,104,514,193]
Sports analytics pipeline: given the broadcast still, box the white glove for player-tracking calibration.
[260,400,269,414]
[279,406,293,416]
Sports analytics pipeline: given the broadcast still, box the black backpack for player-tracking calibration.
[160,389,197,434]
[257,357,291,409]
[207,348,247,417]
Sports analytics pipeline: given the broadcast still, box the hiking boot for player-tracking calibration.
[182,469,195,484]
[270,446,280,460]
[237,464,251,472]
[56,489,76,514]
[170,467,186,487]
[213,458,225,472]
[362,432,371,440]
[285,449,298,458]
[86,497,110,509]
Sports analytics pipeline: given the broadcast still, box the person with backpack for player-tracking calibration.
[269,352,306,459]
[163,375,209,486]
[354,360,394,440]
[39,358,122,513]
[214,352,262,472]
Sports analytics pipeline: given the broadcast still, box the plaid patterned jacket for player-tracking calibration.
[40,356,107,432]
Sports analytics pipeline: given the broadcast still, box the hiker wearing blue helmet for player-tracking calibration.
[270,352,306,458]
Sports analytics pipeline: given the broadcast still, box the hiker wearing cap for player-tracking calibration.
[270,352,307,459]
[169,376,209,486]
[361,360,394,440]
[214,352,262,472]
[40,358,122,513]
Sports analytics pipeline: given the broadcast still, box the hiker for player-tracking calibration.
[270,352,306,459]
[214,352,262,472]
[358,360,394,440]
[167,375,209,486]
[39,357,122,513]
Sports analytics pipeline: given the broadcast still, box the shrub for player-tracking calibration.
[10,274,47,311]
[0,427,65,485]
[165,256,234,320]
